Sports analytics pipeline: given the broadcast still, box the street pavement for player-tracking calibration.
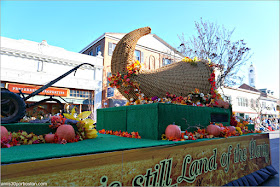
[261,130,279,186]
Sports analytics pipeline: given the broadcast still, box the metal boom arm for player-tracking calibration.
[24,63,95,101]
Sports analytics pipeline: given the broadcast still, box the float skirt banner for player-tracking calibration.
[1,133,271,186]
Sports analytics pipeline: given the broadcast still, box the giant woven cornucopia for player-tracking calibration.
[111,27,212,100]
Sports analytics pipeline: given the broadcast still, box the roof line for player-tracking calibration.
[152,34,183,56]
[79,32,184,57]
[79,33,105,53]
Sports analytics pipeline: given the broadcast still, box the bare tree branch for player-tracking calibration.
[178,18,252,88]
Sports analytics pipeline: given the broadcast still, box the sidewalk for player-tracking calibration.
[261,130,279,186]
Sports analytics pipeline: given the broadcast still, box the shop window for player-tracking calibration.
[70,90,78,97]
[70,90,90,98]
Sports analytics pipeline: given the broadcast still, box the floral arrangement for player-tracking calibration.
[1,131,45,148]
[182,56,198,65]
[161,123,255,142]
[63,107,98,140]
[1,107,98,148]
[108,60,141,94]
[230,114,238,126]
[107,57,231,109]
[49,115,67,129]
[99,129,141,139]
[124,89,223,107]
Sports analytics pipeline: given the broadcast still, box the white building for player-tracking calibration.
[221,84,279,119]
[218,63,279,119]
[1,37,103,120]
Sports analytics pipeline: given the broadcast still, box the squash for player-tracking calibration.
[207,124,221,136]
[55,124,75,141]
[165,124,181,139]
[1,126,9,139]
[45,134,55,143]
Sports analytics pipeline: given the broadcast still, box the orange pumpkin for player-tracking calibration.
[165,124,181,139]
[55,125,75,141]
[45,134,55,143]
[207,124,221,136]
[1,126,9,139]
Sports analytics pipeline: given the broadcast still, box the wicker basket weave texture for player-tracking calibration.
[111,27,151,75]
[111,27,212,100]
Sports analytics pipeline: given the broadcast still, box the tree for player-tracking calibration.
[178,18,252,88]
[250,96,263,121]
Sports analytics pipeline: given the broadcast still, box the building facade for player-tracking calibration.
[80,32,184,108]
[222,84,279,119]
[1,37,103,120]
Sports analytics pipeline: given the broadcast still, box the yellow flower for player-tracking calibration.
[63,107,97,139]
[86,125,98,139]
[161,134,167,140]
[125,102,130,106]
[235,127,243,135]
[63,107,92,121]
[135,99,140,105]
[182,57,193,62]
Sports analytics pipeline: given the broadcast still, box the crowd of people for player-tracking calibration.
[252,117,280,132]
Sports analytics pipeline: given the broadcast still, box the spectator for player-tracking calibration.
[248,117,253,124]
[267,118,271,125]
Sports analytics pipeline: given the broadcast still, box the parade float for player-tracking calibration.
[1,27,277,186]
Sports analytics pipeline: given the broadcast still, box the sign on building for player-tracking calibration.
[7,83,69,97]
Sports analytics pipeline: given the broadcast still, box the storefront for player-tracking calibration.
[1,36,103,120]
[2,82,95,117]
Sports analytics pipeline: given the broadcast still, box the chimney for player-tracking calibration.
[41,40,48,46]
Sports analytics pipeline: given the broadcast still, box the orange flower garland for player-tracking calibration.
[99,129,141,139]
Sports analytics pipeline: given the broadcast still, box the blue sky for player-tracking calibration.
[1,1,279,97]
